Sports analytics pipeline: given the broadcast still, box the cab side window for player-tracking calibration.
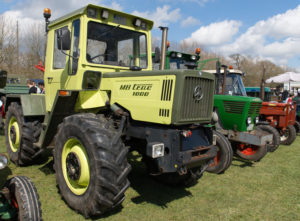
[53,26,68,69]
[71,19,80,75]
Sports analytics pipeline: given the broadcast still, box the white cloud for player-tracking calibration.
[1,0,124,22]
[180,16,200,27]
[108,2,123,11]
[218,5,300,66]
[252,5,300,39]
[182,20,241,46]
[263,38,300,58]
[132,5,181,28]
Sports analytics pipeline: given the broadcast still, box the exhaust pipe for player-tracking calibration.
[159,26,168,70]
[221,65,228,95]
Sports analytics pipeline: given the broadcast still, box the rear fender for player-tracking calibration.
[5,94,46,117]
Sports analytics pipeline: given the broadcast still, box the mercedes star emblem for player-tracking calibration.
[193,85,203,101]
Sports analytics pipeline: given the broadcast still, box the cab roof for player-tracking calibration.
[203,69,244,75]
[49,4,154,30]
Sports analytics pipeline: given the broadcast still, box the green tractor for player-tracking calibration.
[3,5,217,217]
[0,154,42,220]
[152,48,275,174]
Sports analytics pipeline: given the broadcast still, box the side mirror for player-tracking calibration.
[154,47,161,63]
[57,27,71,51]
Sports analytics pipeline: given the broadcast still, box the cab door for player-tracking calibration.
[44,19,80,112]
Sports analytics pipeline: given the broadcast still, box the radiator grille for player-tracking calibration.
[223,100,246,114]
[161,79,173,101]
[179,77,214,121]
[248,102,261,115]
[159,108,170,117]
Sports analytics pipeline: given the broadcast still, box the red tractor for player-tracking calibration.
[259,101,298,150]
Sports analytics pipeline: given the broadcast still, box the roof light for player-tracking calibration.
[133,18,142,27]
[195,48,201,54]
[141,22,147,30]
[43,8,51,19]
[87,7,97,18]
[229,65,233,69]
[166,40,170,48]
[101,9,109,19]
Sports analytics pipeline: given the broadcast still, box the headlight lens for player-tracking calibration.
[0,154,8,170]
[152,143,164,158]
[247,117,252,125]
[255,116,259,124]
[87,7,98,18]
[177,53,182,58]
[190,55,196,60]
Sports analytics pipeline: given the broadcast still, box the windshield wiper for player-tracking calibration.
[98,25,120,38]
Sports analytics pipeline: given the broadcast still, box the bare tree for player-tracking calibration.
[22,22,45,78]
[229,53,244,69]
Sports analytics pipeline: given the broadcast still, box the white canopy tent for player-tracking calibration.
[266,72,300,91]
[266,72,300,83]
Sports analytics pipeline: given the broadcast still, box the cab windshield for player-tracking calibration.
[169,58,188,70]
[86,21,147,68]
[152,53,197,70]
[225,74,247,96]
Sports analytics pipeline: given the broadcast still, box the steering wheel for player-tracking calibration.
[89,53,115,60]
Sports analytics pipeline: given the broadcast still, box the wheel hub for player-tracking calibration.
[66,152,81,181]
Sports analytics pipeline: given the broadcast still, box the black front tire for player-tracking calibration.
[256,125,280,152]
[280,125,297,145]
[54,114,131,218]
[5,102,41,166]
[7,176,42,221]
[206,131,233,174]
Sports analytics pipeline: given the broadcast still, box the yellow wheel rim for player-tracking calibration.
[62,138,90,195]
[8,116,20,152]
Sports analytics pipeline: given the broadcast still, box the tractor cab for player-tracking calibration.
[152,50,200,70]
[44,4,153,111]
[205,68,247,96]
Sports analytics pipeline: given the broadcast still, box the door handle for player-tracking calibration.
[47,77,53,84]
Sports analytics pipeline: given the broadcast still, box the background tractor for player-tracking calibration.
[245,86,299,147]
[0,154,42,220]
[152,48,276,174]
[3,5,217,217]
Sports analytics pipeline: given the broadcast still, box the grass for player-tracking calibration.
[0,134,300,221]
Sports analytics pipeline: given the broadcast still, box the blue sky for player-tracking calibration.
[1,0,300,70]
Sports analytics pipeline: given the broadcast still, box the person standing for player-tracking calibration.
[38,82,45,94]
[27,80,37,94]
[32,81,41,93]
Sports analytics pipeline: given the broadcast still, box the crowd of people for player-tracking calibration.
[26,80,45,94]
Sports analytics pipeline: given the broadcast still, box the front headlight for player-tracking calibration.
[152,143,164,158]
[255,116,259,124]
[190,55,196,60]
[177,53,182,58]
[247,117,252,125]
[0,154,8,170]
